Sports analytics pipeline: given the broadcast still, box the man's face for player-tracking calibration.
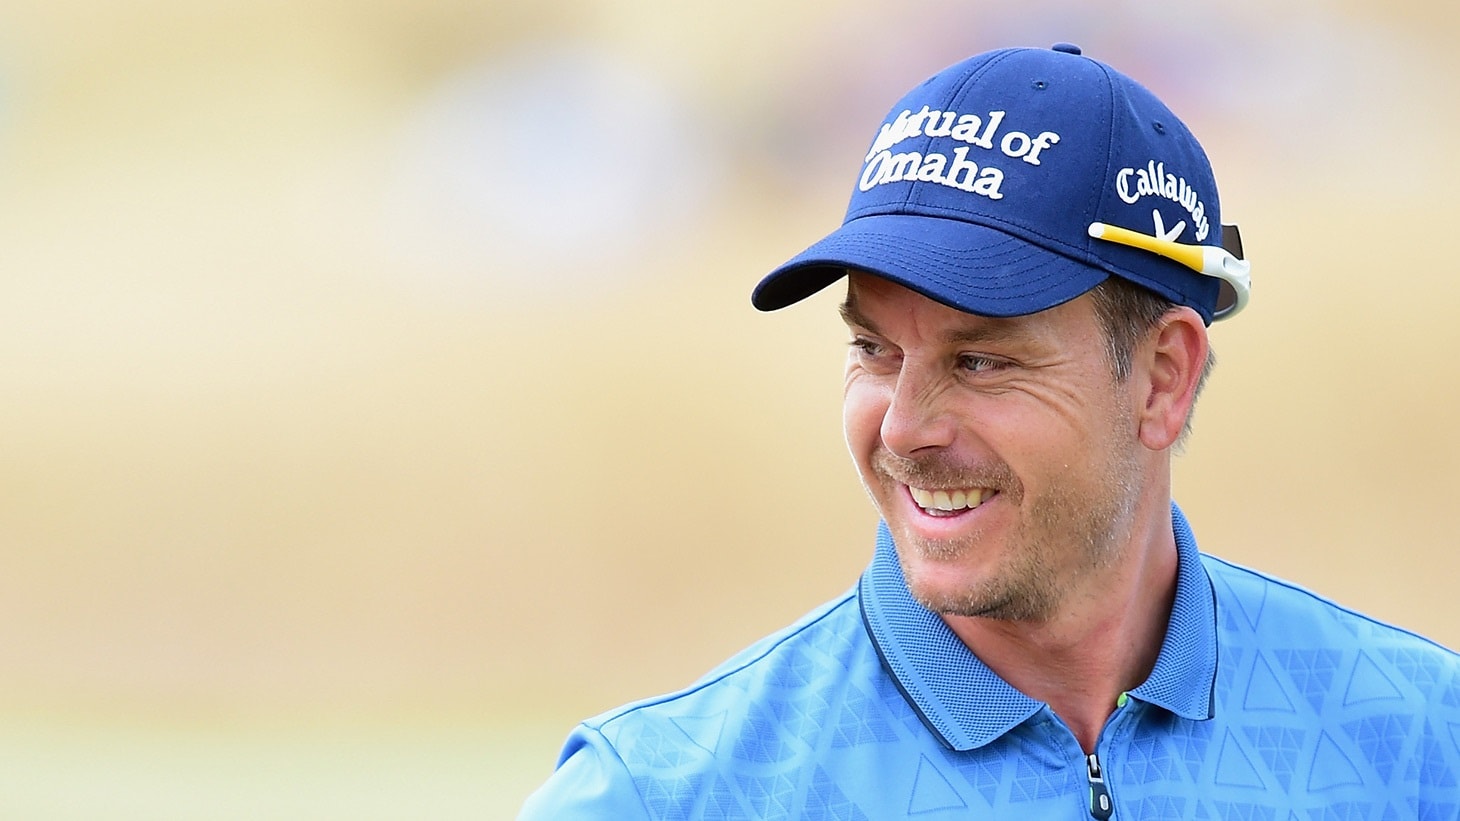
[841,273,1148,622]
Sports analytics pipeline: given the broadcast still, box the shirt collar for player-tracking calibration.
[858,502,1217,751]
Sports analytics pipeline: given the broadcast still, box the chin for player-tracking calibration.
[900,554,982,607]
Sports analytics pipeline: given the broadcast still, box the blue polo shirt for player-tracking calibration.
[520,506,1460,818]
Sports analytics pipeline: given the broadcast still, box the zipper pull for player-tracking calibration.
[1086,753,1113,820]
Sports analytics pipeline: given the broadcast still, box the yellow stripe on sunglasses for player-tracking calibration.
[1088,222,1251,320]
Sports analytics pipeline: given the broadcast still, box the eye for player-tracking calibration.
[958,353,1005,373]
[849,336,884,358]
[848,336,900,372]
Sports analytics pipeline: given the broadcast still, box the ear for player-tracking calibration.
[1136,307,1209,450]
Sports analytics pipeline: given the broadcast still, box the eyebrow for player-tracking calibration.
[839,293,1037,347]
[838,297,874,332]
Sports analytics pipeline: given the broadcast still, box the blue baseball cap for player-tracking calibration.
[752,44,1249,324]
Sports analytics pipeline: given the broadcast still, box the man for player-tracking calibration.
[521,44,1459,818]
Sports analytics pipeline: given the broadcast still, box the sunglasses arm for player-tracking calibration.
[1088,222,1250,320]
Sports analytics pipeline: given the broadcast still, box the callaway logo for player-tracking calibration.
[1115,161,1211,242]
[1152,211,1184,242]
[859,107,1062,200]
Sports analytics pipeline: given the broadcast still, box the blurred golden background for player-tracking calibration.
[0,1,1456,817]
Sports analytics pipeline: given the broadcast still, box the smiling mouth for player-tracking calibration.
[907,486,995,515]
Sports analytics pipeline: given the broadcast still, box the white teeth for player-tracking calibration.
[909,486,990,512]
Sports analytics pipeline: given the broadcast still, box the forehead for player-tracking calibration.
[841,271,1096,346]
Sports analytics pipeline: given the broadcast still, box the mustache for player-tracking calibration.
[872,449,1021,497]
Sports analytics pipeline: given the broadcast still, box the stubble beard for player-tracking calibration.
[875,434,1140,623]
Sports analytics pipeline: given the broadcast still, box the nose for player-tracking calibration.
[879,366,957,458]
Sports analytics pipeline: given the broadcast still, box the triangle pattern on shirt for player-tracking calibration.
[1013,748,1068,800]
[766,646,824,688]
[908,754,966,814]
[632,717,698,770]
[1214,729,1267,789]
[831,682,899,748]
[701,774,742,821]
[1127,732,1184,784]
[1243,653,1298,713]
[1306,730,1365,792]
[672,711,729,756]
[1243,725,1305,791]
[1381,646,1446,693]
[1342,652,1406,707]
[943,744,1008,797]
[1342,713,1413,783]
[635,770,706,820]
[770,689,832,742]
[1418,732,1459,788]
[807,766,872,821]
[736,773,797,818]
[1218,570,1268,631]
[1272,648,1343,715]
[1209,799,1276,820]
[732,711,794,764]
[1173,721,1215,782]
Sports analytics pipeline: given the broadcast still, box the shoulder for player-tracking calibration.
[586,586,871,737]
[1201,552,1460,716]
[521,588,895,818]
[1202,552,1457,660]
[1199,554,1460,798]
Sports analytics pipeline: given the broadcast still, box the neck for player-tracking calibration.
[940,497,1179,753]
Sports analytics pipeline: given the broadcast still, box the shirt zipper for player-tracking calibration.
[1086,752,1113,820]
[1085,691,1127,820]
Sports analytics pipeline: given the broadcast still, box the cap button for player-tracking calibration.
[1050,42,1082,55]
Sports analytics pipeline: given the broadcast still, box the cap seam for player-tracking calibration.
[1089,59,1118,263]
[902,48,1020,213]
[840,206,1095,270]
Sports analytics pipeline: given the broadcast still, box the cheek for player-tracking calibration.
[994,378,1104,442]
[962,397,1084,484]
[989,391,1129,492]
[841,377,889,463]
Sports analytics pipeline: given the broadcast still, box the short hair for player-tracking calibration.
[1087,276,1216,442]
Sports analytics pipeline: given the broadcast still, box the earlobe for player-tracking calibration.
[1137,308,1208,450]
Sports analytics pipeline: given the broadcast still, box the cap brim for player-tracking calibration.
[752,214,1108,317]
